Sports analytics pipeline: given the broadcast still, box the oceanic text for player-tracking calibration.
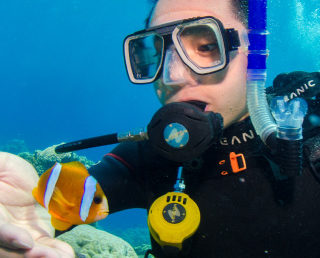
[284,79,316,101]
[220,129,255,146]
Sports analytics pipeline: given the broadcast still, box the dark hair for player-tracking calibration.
[231,0,248,27]
[145,0,248,28]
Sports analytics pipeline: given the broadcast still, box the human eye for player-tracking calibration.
[196,42,219,59]
[197,42,218,53]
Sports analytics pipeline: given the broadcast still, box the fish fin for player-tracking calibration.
[62,161,88,174]
[32,187,42,205]
[51,216,73,231]
[51,187,76,210]
[49,209,67,221]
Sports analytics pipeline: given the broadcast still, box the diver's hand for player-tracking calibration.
[0,152,75,258]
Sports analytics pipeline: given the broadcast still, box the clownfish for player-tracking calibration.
[32,161,109,231]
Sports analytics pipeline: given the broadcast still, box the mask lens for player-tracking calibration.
[128,34,163,81]
[178,24,225,70]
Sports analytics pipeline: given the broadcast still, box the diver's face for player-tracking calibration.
[150,0,248,128]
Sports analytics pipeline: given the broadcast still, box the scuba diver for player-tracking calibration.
[1,0,320,257]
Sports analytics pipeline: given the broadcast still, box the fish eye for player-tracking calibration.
[93,196,102,204]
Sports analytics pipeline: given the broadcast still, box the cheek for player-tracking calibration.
[153,81,167,105]
[207,54,248,126]
[206,85,246,112]
[212,89,247,128]
[228,52,248,84]
[223,54,248,102]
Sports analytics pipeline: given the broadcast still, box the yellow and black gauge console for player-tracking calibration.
[147,191,201,251]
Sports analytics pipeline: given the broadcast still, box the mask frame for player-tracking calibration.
[123,16,241,84]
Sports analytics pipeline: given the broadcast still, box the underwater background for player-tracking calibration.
[0,0,319,255]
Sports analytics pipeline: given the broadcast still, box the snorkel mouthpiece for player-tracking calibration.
[270,97,308,140]
[270,97,308,178]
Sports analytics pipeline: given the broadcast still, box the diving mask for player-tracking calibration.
[124,16,241,84]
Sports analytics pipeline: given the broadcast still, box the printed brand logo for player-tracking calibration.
[163,203,186,224]
[220,129,255,146]
[284,79,316,102]
[164,123,189,148]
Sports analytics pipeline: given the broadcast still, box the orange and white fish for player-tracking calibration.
[32,161,109,231]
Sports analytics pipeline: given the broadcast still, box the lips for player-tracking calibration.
[164,87,209,111]
[183,100,207,111]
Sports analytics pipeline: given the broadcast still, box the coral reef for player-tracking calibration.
[57,225,138,258]
[133,244,152,258]
[106,226,151,257]
[18,144,95,175]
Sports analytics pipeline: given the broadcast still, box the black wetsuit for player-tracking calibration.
[89,72,320,258]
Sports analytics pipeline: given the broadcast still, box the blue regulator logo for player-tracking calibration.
[163,123,189,148]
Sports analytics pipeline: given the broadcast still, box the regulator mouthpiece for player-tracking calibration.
[147,101,223,162]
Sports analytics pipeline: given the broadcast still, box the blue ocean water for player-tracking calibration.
[0,0,320,252]
[0,0,156,249]
[0,0,158,161]
[267,0,320,78]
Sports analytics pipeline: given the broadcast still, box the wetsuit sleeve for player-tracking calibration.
[88,142,148,213]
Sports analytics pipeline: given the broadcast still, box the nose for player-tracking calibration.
[162,45,197,87]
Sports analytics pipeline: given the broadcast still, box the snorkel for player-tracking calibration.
[246,0,276,144]
[246,0,307,178]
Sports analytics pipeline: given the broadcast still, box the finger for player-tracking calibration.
[0,153,38,205]
[0,246,25,258]
[24,245,61,258]
[49,239,75,258]
[37,237,75,258]
[0,224,33,250]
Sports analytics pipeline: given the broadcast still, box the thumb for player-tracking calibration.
[0,224,33,250]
